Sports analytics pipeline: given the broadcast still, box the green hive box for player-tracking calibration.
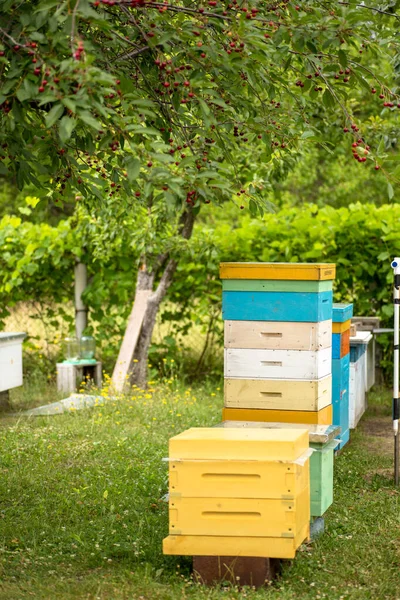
[310,440,337,517]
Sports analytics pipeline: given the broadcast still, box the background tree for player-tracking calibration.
[1,0,400,385]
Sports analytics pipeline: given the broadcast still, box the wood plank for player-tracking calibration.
[218,421,340,445]
[169,459,308,499]
[332,319,351,333]
[222,404,333,425]
[111,290,152,392]
[224,348,332,380]
[224,376,332,411]
[169,489,309,537]
[223,279,333,293]
[169,427,309,461]
[224,320,332,351]
[192,556,280,588]
[222,291,332,322]
[163,525,310,559]
[332,303,353,323]
[220,262,336,281]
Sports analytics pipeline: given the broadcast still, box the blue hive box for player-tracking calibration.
[332,303,353,323]
[337,429,350,450]
[332,355,350,449]
[332,355,350,402]
[350,343,367,363]
[222,291,333,322]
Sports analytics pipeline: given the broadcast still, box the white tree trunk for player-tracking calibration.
[74,261,88,339]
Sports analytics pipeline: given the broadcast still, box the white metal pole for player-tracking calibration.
[391,258,400,485]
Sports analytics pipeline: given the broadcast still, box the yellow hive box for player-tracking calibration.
[224,377,332,411]
[332,319,351,334]
[220,262,336,281]
[169,427,309,462]
[169,458,309,500]
[169,486,310,538]
[163,522,309,559]
[222,405,332,425]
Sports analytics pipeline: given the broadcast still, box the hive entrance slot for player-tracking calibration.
[202,473,260,480]
[260,332,283,337]
[260,392,282,398]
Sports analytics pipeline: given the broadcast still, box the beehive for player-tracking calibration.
[220,262,334,437]
[332,303,353,449]
[163,427,310,560]
[309,440,338,517]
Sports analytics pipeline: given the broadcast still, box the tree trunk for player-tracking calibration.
[113,208,196,391]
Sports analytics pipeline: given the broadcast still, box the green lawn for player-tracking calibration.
[0,381,399,600]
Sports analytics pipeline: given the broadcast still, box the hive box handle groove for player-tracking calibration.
[261,361,283,367]
[260,332,283,338]
[260,392,282,398]
[202,511,261,519]
[202,473,261,480]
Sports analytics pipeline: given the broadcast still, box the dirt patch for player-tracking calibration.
[360,415,394,455]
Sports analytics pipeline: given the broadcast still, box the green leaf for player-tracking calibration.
[388,182,394,200]
[322,89,335,109]
[338,49,348,68]
[45,103,64,128]
[79,111,102,130]
[125,157,141,182]
[59,116,76,142]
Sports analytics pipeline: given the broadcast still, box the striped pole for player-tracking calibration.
[391,258,400,485]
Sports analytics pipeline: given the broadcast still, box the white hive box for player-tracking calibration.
[0,333,25,392]
[224,347,332,380]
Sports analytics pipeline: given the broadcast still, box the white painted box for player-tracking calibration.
[224,347,332,380]
[0,333,25,392]
[224,320,332,351]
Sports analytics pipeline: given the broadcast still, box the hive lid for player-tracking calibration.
[220,262,336,281]
[217,421,340,445]
[169,427,309,461]
[332,303,353,322]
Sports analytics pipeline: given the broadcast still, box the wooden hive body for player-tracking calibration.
[224,348,332,380]
[224,320,332,351]
[224,377,332,411]
[222,291,333,322]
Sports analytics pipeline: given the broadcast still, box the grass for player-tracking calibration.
[0,379,399,600]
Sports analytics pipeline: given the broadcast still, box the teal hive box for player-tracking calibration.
[222,291,333,322]
[332,303,353,323]
[310,440,338,517]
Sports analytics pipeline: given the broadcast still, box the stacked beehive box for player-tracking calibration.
[220,262,335,425]
[163,427,311,559]
[332,303,353,449]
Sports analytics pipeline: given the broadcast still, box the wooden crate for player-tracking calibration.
[168,488,310,537]
[222,404,332,425]
[224,347,332,380]
[222,280,333,293]
[169,427,309,462]
[163,523,310,559]
[222,291,332,322]
[224,320,332,351]
[169,459,309,499]
[224,376,332,411]
[332,330,350,359]
[219,262,336,281]
[332,303,353,323]
[309,441,336,517]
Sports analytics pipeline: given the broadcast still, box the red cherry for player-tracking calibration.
[343,127,349,133]
[163,82,170,88]
[135,191,141,197]
[147,161,153,167]
[38,86,45,93]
